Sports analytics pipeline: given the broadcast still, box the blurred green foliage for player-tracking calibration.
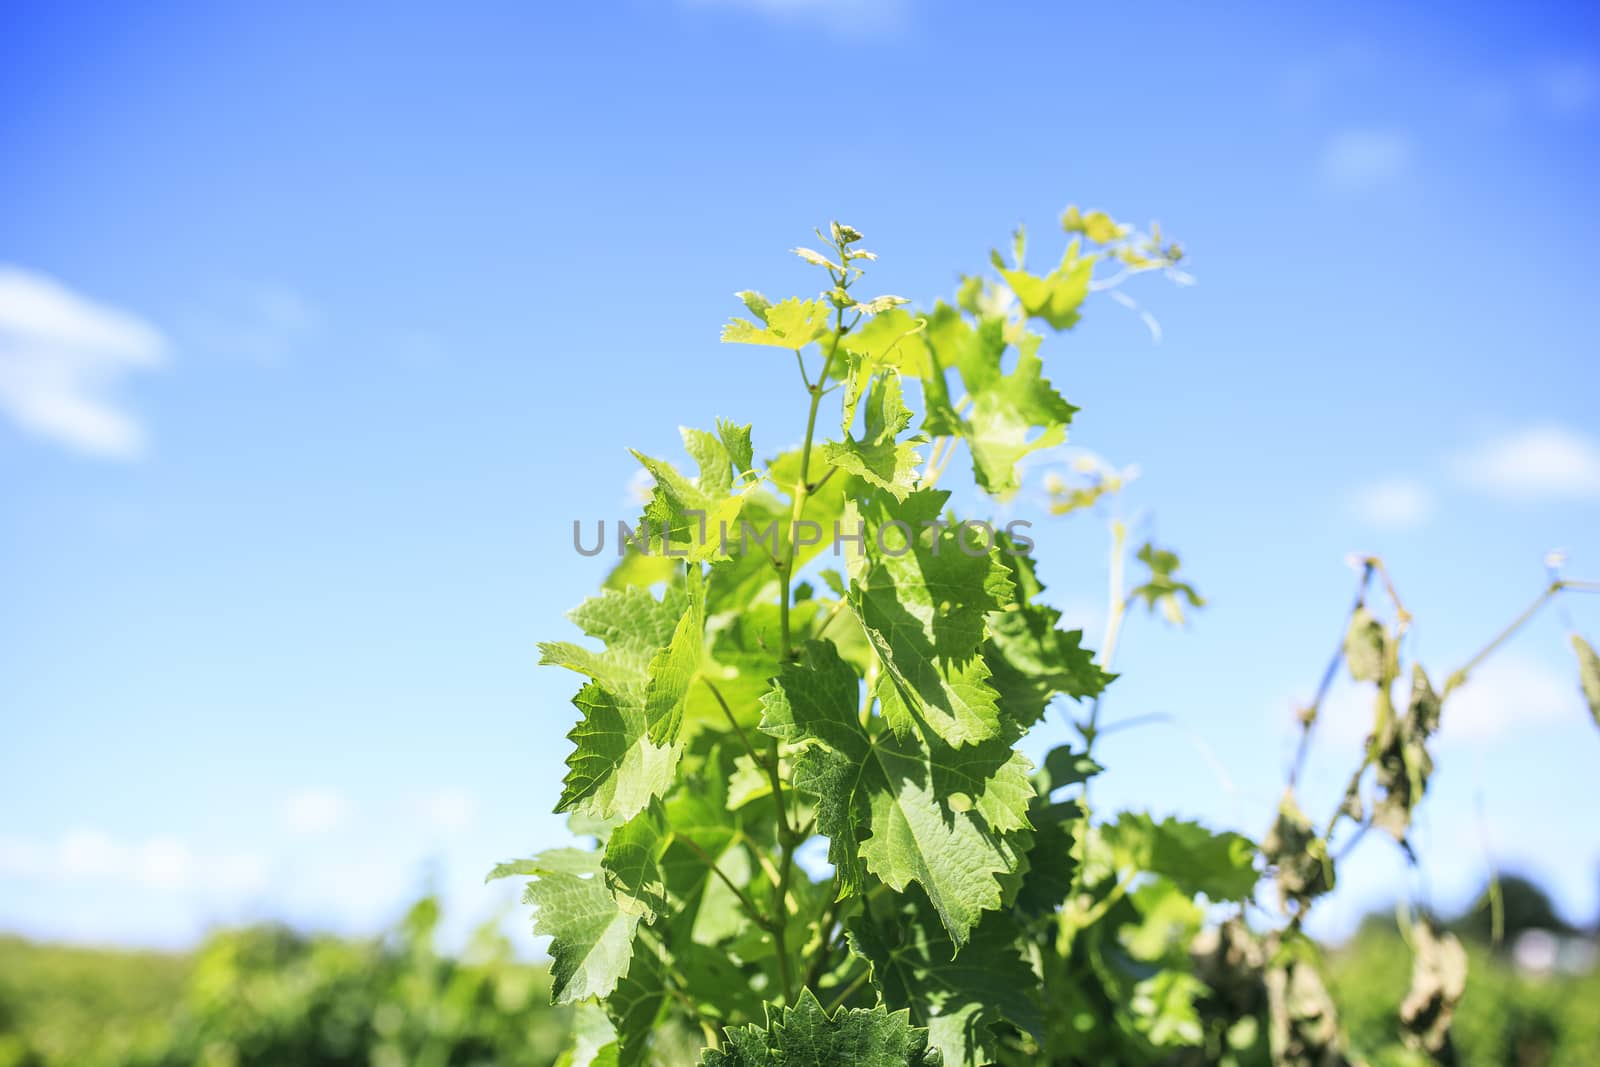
[3,891,1597,1066]
[0,899,568,1067]
[1328,923,1600,1067]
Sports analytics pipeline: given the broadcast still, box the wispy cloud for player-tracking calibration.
[285,787,351,834]
[1348,477,1434,530]
[681,0,908,34]
[416,787,476,834]
[183,282,317,365]
[1451,425,1600,500]
[1306,654,1578,749]
[0,828,268,894]
[0,266,168,459]
[1318,129,1413,191]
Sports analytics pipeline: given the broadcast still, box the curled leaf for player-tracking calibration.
[1573,634,1600,728]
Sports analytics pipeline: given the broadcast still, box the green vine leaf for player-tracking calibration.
[760,640,1031,946]
[606,944,670,1067]
[603,802,668,921]
[513,848,641,1005]
[540,575,704,822]
[919,308,1079,499]
[1101,813,1259,903]
[846,490,1015,748]
[556,1001,621,1067]
[847,887,1041,1067]
[823,370,923,501]
[984,536,1113,727]
[721,297,833,350]
[1129,543,1205,626]
[838,308,931,378]
[700,989,940,1067]
[992,244,1094,331]
[1061,206,1131,244]
[1013,797,1081,919]
[633,426,753,562]
[659,747,758,946]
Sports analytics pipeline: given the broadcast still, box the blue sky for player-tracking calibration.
[2,0,1598,950]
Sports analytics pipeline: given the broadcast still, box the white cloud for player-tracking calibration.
[1058,596,1109,643]
[285,787,351,834]
[1437,655,1579,744]
[0,828,267,894]
[417,787,476,834]
[625,466,655,508]
[0,266,168,458]
[1295,655,1577,749]
[1451,425,1600,500]
[1317,129,1412,191]
[1348,477,1434,530]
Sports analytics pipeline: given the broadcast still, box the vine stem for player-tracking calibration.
[919,395,971,489]
[1318,575,1596,842]
[825,968,871,1013]
[777,298,848,659]
[1070,518,1130,905]
[800,879,845,992]
[1444,580,1562,695]
[702,678,761,767]
[1095,519,1131,674]
[1289,561,1374,788]
[677,833,769,932]
[770,231,857,1007]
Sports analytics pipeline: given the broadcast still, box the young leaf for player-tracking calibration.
[1060,205,1130,244]
[633,426,752,562]
[993,244,1094,331]
[791,246,844,271]
[853,294,911,316]
[1129,543,1205,626]
[823,370,922,501]
[961,333,1078,499]
[541,577,703,821]
[700,989,939,1067]
[518,848,641,1005]
[918,308,1078,499]
[721,297,832,350]
[836,307,930,379]
[717,418,756,483]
